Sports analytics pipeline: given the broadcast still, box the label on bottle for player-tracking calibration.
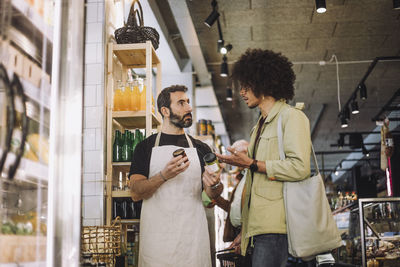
[207,162,219,173]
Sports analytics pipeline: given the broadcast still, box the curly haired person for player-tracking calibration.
[217,49,312,267]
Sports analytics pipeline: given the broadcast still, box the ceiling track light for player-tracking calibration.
[220,44,233,55]
[394,0,400,9]
[340,113,348,128]
[315,0,326,13]
[226,87,233,101]
[359,83,367,100]
[351,98,359,114]
[343,106,350,120]
[217,39,224,53]
[204,0,220,28]
[362,145,370,157]
[338,133,345,148]
[220,56,228,77]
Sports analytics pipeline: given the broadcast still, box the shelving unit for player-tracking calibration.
[0,149,48,185]
[11,0,54,43]
[0,1,54,266]
[105,41,162,224]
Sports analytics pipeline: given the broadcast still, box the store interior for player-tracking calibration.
[0,0,400,266]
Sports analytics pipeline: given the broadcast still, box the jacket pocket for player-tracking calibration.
[254,183,283,201]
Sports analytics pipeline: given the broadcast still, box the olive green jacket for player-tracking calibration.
[241,100,311,255]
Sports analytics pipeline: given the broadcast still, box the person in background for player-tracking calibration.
[129,85,223,267]
[217,49,312,267]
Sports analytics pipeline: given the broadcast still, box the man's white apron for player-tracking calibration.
[138,132,211,267]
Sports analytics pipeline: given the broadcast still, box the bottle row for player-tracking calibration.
[113,129,144,162]
[197,119,215,136]
[113,75,155,112]
[331,191,358,210]
[112,198,142,220]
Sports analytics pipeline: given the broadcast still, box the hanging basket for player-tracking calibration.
[114,0,160,50]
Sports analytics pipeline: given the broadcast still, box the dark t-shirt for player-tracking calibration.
[129,133,212,178]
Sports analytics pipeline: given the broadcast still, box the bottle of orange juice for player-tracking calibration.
[132,77,141,111]
[113,80,124,111]
[125,75,134,111]
[139,78,146,111]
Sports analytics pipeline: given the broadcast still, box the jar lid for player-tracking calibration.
[173,148,185,157]
[203,152,216,163]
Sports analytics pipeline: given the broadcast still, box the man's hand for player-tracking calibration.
[203,166,223,199]
[216,147,252,168]
[228,232,242,254]
[202,165,222,187]
[161,155,190,180]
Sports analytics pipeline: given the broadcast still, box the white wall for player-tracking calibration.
[82,0,105,226]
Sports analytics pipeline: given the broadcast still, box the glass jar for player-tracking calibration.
[203,153,220,173]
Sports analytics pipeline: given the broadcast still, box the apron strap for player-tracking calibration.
[154,132,194,148]
[184,133,194,148]
[155,132,162,147]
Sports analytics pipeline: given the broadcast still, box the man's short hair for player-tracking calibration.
[232,49,295,101]
[157,85,188,116]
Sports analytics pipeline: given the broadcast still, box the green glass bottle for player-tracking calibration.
[132,129,141,155]
[113,130,122,162]
[122,131,132,162]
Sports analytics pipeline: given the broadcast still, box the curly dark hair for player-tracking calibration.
[232,49,295,100]
[157,85,188,116]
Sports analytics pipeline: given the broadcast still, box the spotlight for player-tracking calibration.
[217,39,224,53]
[226,88,233,101]
[335,170,339,176]
[315,0,326,13]
[220,44,233,55]
[338,134,345,149]
[343,106,350,120]
[340,113,348,128]
[351,99,359,114]
[358,83,367,100]
[204,9,220,27]
[220,56,228,77]
[394,0,400,9]
[362,145,369,157]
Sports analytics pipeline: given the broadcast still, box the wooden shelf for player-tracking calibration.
[112,190,131,198]
[112,162,131,172]
[112,43,160,68]
[112,111,161,128]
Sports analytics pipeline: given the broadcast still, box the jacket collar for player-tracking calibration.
[257,99,286,125]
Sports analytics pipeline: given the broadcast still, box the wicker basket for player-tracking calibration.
[114,0,160,50]
[81,217,122,264]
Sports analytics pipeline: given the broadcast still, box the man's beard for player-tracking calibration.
[170,110,193,128]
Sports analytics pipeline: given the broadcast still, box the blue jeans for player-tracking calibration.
[250,234,288,267]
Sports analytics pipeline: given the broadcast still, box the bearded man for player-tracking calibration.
[129,85,222,267]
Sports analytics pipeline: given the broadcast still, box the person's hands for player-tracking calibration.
[161,155,190,180]
[228,232,242,254]
[216,146,252,168]
[202,166,222,188]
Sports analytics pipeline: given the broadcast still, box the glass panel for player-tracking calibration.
[0,0,55,265]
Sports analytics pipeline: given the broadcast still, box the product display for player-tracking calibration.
[113,129,144,162]
[197,119,215,136]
